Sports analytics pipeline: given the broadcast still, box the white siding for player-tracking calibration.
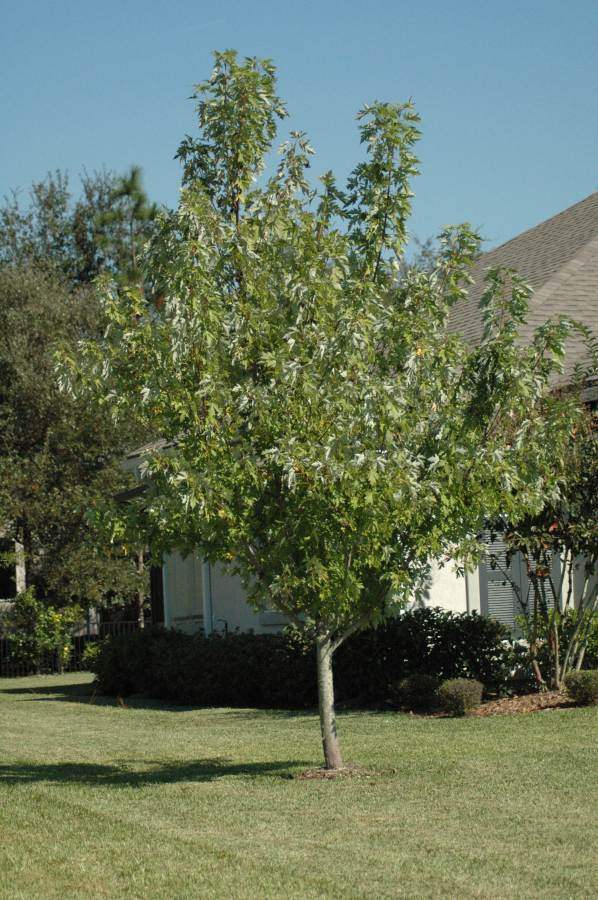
[162,551,204,634]
[209,563,289,634]
[159,555,289,635]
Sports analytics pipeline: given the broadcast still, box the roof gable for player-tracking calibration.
[449,192,598,361]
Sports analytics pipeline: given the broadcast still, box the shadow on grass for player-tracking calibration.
[1,681,323,716]
[1,681,400,719]
[1,681,100,701]
[0,757,310,786]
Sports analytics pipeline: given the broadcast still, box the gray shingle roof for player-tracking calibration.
[448,192,598,374]
[126,438,174,460]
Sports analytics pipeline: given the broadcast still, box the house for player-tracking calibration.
[111,192,598,635]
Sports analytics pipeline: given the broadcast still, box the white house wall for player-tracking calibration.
[160,545,593,636]
[162,550,204,634]
[420,560,468,613]
[160,553,470,635]
[209,563,288,634]
[209,562,261,633]
[160,553,289,636]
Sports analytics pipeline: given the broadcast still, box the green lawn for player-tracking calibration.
[0,675,596,899]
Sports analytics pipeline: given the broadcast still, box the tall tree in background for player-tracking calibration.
[0,167,157,285]
[95,166,159,286]
[0,168,158,609]
[71,51,583,768]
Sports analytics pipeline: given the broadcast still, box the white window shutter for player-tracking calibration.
[479,532,526,628]
[479,531,560,629]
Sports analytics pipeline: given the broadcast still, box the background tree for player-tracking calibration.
[0,266,141,605]
[94,166,159,287]
[0,167,157,285]
[70,51,583,769]
[0,168,158,609]
[490,396,597,690]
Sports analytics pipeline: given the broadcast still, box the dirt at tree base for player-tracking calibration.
[296,764,381,780]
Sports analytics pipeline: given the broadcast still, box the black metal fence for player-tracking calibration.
[0,621,140,678]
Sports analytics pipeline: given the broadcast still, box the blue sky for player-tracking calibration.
[1,0,596,250]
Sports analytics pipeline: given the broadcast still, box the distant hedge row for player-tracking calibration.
[90,607,529,708]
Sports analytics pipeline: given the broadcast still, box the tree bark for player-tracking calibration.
[14,539,26,594]
[135,548,145,629]
[316,634,343,770]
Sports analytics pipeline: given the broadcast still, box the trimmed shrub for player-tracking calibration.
[92,626,317,707]
[564,670,598,706]
[438,678,483,716]
[391,674,439,711]
[89,608,513,709]
[334,607,511,702]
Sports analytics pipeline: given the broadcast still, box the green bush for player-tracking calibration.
[91,627,313,706]
[334,607,511,701]
[564,670,598,706]
[438,678,484,716]
[391,674,440,711]
[5,589,81,673]
[580,616,598,669]
[88,609,511,708]
[81,640,102,671]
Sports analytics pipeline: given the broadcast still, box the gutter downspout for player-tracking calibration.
[202,559,213,636]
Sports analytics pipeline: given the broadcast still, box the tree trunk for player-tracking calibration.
[316,634,343,770]
[14,540,26,594]
[551,618,561,690]
[135,548,145,629]
[15,519,32,593]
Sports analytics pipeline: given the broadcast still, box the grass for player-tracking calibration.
[0,675,596,899]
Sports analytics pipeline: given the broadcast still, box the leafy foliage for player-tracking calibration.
[70,50,583,766]
[0,168,158,286]
[0,169,157,606]
[0,266,147,605]
[5,588,82,672]
[438,678,484,716]
[564,669,598,706]
[491,404,597,689]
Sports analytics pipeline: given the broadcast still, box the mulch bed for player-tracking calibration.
[469,690,575,717]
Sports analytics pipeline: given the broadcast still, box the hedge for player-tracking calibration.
[91,607,515,709]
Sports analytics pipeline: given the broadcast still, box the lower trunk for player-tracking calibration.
[316,635,343,770]
[531,654,546,691]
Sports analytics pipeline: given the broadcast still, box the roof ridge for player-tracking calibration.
[478,190,598,261]
[528,231,598,310]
